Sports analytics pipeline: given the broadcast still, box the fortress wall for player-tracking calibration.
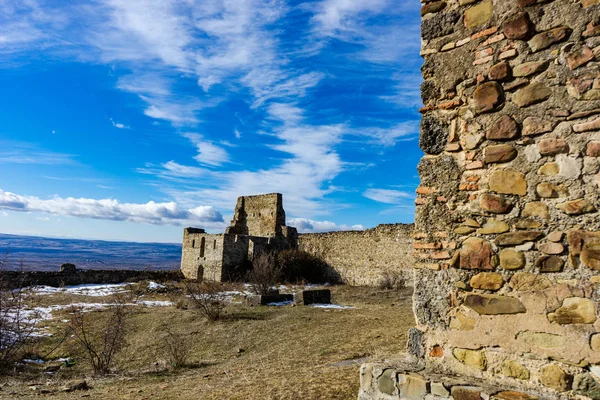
[360,0,600,399]
[298,224,414,286]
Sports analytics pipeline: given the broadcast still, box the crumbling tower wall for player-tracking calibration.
[360,0,600,398]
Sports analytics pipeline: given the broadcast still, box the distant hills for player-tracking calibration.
[0,233,181,271]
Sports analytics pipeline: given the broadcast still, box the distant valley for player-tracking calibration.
[0,233,181,271]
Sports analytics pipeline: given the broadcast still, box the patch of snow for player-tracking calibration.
[147,281,166,291]
[266,301,294,307]
[28,283,130,297]
[135,300,172,307]
[23,359,44,365]
[310,304,355,309]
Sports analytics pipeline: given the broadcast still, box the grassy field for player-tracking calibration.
[0,284,414,400]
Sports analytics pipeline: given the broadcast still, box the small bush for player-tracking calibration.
[160,326,192,368]
[66,294,130,375]
[248,253,280,295]
[277,250,332,284]
[184,280,226,321]
[378,270,406,291]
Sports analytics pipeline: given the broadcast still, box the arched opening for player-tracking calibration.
[200,237,205,257]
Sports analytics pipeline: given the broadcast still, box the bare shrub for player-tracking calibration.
[0,257,38,372]
[66,295,130,375]
[378,270,406,291]
[248,252,280,295]
[160,326,192,368]
[277,250,333,284]
[184,280,226,321]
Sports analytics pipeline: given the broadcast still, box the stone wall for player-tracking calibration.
[226,193,287,237]
[361,0,600,399]
[298,224,414,286]
[1,269,183,290]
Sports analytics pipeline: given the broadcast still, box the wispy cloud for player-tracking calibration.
[109,118,129,129]
[363,188,413,204]
[0,140,75,165]
[0,188,224,227]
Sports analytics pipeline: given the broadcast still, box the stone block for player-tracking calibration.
[582,243,600,270]
[452,349,487,370]
[302,289,331,305]
[489,168,527,195]
[474,82,504,113]
[591,333,600,351]
[557,199,596,215]
[528,27,571,52]
[421,1,446,16]
[573,373,600,399]
[480,193,512,213]
[547,297,597,324]
[494,391,539,400]
[517,331,566,349]
[464,293,526,315]
[540,364,571,391]
[464,0,493,29]
[378,369,396,395]
[487,115,520,140]
[489,62,510,81]
[470,272,504,290]
[513,83,552,107]
[500,249,526,270]
[522,202,549,219]
[495,231,543,246]
[503,12,532,40]
[430,382,450,397]
[535,255,564,272]
[397,373,429,400]
[459,237,494,270]
[246,293,293,306]
[451,385,484,399]
[509,273,553,292]
[484,144,517,163]
[501,360,530,380]
[478,219,509,234]
[538,138,569,156]
[513,61,549,77]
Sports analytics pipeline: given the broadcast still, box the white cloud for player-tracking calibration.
[363,188,413,204]
[109,118,129,129]
[288,217,363,233]
[183,133,230,167]
[0,188,224,227]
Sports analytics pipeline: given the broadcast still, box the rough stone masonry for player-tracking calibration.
[360,0,600,399]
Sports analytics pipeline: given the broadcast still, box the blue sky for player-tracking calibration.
[0,0,423,243]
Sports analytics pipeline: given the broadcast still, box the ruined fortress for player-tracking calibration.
[359,0,600,399]
[181,193,415,285]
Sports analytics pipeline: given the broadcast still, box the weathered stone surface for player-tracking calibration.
[489,62,511,81]
[397,373,428,399]
[536,255,565,272]
[452,349,487,370]
[500,249,526,270]
[474,82,504,113]
[487,115,519,140]
[538,243,564,255]
[420,115,448,155]
[503,12,532,40]
[479,193,512,214]
[538,138,569,156]
[430,382,450,397]
[540,364,571,392]
[464,294,526,315]
[582,243,600,270]
[538,162,560,176]
[528,27,571,52]
[557,199,596,215]
[548,231,564,242]
[489,168,527,195]
[494,391,539,400]
[452,386,484,400]
[523,202,549,219]
[515,219,542,230]
[455,226,477,235]
[510,273,553,291]
[523,116,554,136]
[547,297,597,324]
[517,331,566,349]
[567,46,594,70]
[501,360,530,380]
[470,272,504,290]
[478,219,510,234]
[495,231,543,246]
[464,0,493,29]
[302,289,331,305]
[422,10,460,40]
[591,333,600,351]
[513,61,549,77]
[421,1,446,16]
[484,144,517,163]
[450,312,476,330]
[573,118,600,133]
[536,182,567,198]
[573,373,600,400]
[513,83,552,107]
[587,141,600,157]
[459,237,494,270]
[378,369,396,395]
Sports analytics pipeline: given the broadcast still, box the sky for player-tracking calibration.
[0,0,423,243]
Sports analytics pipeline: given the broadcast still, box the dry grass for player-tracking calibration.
[0,285,414,400]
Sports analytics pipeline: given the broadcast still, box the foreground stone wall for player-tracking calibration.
[361,0,600,398]
[298,224,414,286]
